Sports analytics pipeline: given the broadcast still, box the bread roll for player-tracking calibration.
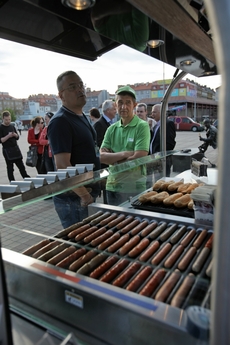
[160,180,174,191]
[188,199,194,210]
[150,191,169,204]
[163,193,183,206]
[177,183,192,193]
[167,181,184,192]
[174,194,192,208]
[152,179,165,191]
[183,183,199,194]
[138,191,158,203]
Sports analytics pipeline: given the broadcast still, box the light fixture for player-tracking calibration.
[180,59,196,66]
[61,0,96,10]
[146,39,164,48]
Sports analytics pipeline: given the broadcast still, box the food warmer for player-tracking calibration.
[0,155,213,345]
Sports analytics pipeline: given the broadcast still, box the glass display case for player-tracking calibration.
[0,152,213,345]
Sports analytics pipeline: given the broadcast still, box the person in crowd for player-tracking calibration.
[0,110,30,181]
[39,112,55,172]
[48,70,100,228]
[150,104,176,177]
[100,86,150,206]
[94,99,117,203]
[89,107,101,124]
[136,102,156,130]
[199,118,218,153]
[27,116,45,174]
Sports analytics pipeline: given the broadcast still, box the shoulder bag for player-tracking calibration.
[26,145,38,167]
[3,146,22,161]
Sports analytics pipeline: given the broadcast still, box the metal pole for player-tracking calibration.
[160,71,187,176]
[204,1,230,344]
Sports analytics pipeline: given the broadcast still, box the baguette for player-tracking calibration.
[174,194,192,208]
[160,180,174,191]
[188,199,194,210]
[150,191,169,204]
[163,193,183,206]
[177,183,192,193]
[183,183,199,194]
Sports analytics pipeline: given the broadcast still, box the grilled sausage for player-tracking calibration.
[90,230,113,247]
[89,256,119,279]
[97,232,121,251]
[37,243,68,262]
[170,273,195,308]
[140,221,158,237]
[177,246,197,271]
[90,212,111,226]
[180,229,196,247]
[192,247,211,273]
[116,216,134,230]
[100,259,129,283]
[22,239,50,256]
[159,223,178,242]
[155,270,181,302]
[82,210,104,224]
[205,234,214,249]
[83,227,107,243]
[130,220,149,235]
[68,224,91,239]
[107,214,126,228]
[139,241,160,262]
[75,226,98,242]
[193,230,208,249]
[76,253,108,275]
[69,250,97,271]
[151,243,172,265]
[47,246,76,265]
[55,222,84,238]
[32,240,60,258]
[120,219,140,234]
[139,268,166,297]
[119,235,141,256]
[164,244,184,268]
[107,234,130,253]
[112,262,142,287]
[126,266,152,292]
[148,222,168,239]
[206,259,213,277]
[128,238,150,258]
[99,213,118,227]
[170,226,187,244]
[56,248,87,268]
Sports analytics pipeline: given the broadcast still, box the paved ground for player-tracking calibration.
[0,130,218,253]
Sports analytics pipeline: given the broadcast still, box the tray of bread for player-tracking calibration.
[131,179,203,218]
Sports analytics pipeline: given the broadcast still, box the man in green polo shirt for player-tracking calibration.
[100,86,150,206]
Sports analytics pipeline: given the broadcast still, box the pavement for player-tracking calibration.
[0,130,218,253]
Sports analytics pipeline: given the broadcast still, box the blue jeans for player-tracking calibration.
[53,192,96,228]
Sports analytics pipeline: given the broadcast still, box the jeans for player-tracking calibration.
[53,192,97,228]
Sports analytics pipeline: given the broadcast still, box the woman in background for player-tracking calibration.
[39,112,55,172]
[27,116,45,173]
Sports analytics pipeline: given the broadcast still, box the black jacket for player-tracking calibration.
[150,119,176,154]
[200,125,217,149]
[94,116,110,169]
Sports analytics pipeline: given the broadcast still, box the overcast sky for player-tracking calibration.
[0,38,221,99]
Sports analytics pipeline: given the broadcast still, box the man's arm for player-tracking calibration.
[126,150,148,161]
[54,152,93,205]
[100,147,134,165]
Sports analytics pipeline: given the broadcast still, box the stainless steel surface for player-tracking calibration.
[204,1,230,344]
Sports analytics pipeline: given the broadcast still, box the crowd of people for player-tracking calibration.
[0,70,218,228]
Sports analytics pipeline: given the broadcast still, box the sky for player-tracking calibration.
[0,38,222,99]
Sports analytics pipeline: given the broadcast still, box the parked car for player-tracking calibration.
[168,116,204,132]
[213,119,218,128]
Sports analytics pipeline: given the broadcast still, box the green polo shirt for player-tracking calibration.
[101,115,150,193]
